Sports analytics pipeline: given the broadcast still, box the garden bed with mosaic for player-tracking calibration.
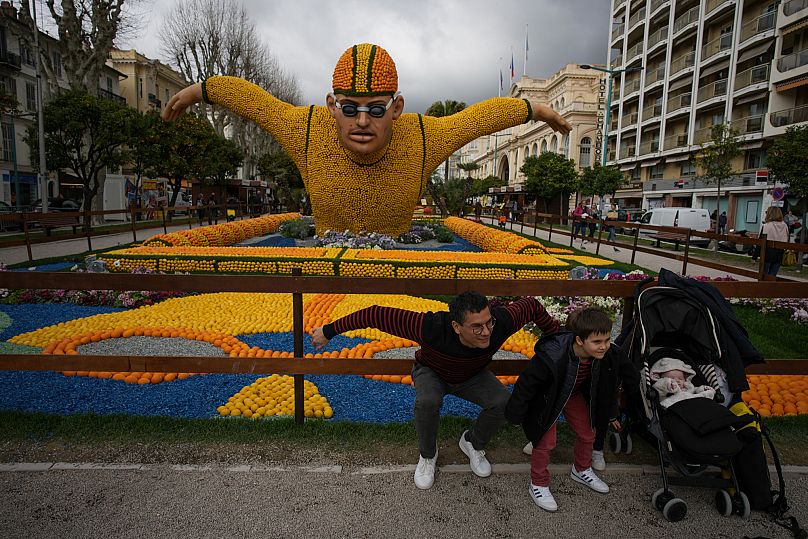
[2,214,806,423]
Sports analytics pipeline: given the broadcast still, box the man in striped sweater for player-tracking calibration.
[311,291,560,489]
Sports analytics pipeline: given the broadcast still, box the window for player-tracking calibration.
[106,77,113,93]
[680,161,696,177]
[746,200,759,223]
[649,164,664,180]
[531,142,538,156]
[19,42,35,66]
[579,137,592,167]
[51,51,62,77]
[139,78,143,98]
[631,166,641,181]
[165,88,169,103]
[745,150,767,170]
[25,82,36,111]
[560,97,565,109]
[541,140,548,153]
[550,136,558,153]
[1,122,13,162]
[0,74,16,97]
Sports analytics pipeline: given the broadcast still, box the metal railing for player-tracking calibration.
[778,48,808,72]
[670,51,696,74]
[664,132,689,149]
[614,0,626,10]
[666,91,692,112]
[0,50,21,69]
[621,111,639,126]
[620,143,637,156]
[97,87,126,104]
[706,0,730,14]
[627,41,644,61]
[608,149,617,161]
[730,114,765,134]
[645,65,666,86]
[784,0,807,16]
[693,124,719,144]
[642,102,663,121]
[612,23,625,40]
[648,26,669,49]
[624,78,642,95]
[740,11,776,42]
[673,6,700,34]
[702,32,734,60]
[734,64,769,90]
[639,139,661,153]
[612,54,624,68]
[628,6,647,27]
[650,0,669,12]
[696,78,728,102]
[770,104,808,127]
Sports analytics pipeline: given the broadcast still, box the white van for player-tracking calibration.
[638,207,712,246]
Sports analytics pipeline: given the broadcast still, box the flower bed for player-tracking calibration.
[142,213,300,247]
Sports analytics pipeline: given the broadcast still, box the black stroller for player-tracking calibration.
[616,277,758,523]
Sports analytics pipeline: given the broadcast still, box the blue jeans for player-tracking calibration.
[412,363,510,458]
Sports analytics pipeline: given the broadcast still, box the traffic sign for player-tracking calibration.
[772,187,785,201]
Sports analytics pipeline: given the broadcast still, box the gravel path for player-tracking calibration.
[77,337,227,356]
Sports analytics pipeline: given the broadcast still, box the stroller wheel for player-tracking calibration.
[652,488,674,511]
[715,489,732,517]
[735,492,751,519]
[662,498,688,522]
[609,432,623,454]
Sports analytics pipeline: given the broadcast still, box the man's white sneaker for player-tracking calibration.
[414,451,437,489]
[591,450,606,471]
[459,430,492,477]
[570,465,609,493]
[523,441,534,456]
[529,484,558,512]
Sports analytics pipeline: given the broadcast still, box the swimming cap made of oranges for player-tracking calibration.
[332,43,398,96]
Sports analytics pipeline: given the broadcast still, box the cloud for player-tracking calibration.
[122,0,609,113]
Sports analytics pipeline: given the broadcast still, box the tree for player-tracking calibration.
[426,173,469,217]
[257,150,304,211]
[470,175,503,198]
[578,163,624,209]
[18,1,142,95]
[768,125,808,248]
[425,100,467,183]
[521,153,579,214]
[25,89,135,227]
[128,110,162,201]
[694,124,741,249]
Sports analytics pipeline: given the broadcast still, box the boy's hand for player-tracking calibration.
[311,326,329,350]
[610,418,622,432]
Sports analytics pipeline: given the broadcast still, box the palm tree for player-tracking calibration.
[426,100,467,183]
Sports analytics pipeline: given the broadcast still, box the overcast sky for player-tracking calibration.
[118,0,611,114]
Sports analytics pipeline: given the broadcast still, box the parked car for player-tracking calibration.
[637,207,712,246]
[613,208,646,234]
[31,197,81,212]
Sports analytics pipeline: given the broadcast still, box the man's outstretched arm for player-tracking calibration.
[311,305,426,349]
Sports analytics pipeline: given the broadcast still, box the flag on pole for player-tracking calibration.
[510,53,515,79]
[524,25,529,76]
[499,69,503,96]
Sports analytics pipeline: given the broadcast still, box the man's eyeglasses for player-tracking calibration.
[330,92,399,118]
[468,318,496,336]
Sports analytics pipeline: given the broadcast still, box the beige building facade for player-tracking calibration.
[108,48,187,113]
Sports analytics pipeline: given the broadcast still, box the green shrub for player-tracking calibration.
[431,224,455,243]
[279,217,314,239]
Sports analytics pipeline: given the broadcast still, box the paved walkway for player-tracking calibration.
[0,461,805,538]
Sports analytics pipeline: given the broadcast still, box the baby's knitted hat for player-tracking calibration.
[649,357,696,381]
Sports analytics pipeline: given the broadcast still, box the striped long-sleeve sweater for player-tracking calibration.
[322,298,560,383]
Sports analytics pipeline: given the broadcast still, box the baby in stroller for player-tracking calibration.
[650,357,716,409]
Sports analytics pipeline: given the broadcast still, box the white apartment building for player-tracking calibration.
[607,0,807,232]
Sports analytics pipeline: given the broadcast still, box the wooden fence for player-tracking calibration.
[1,271,807,423]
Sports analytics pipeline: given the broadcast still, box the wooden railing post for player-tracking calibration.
[595,218,603,255]
[23,213,32,262]
[292,267,305,424]
[85,212,93,252]
[631,224,640,265]
[757,234,768,281]
[131,207,138,243]
[161,206,168,234]
[681,229,692,275]
[548,215,554,243]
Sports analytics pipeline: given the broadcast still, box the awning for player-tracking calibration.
[666,153,691,162]
[668,76,694,92]
[640,159,662,168]
[737,41,773,63]
[615,189,643,196]
[735,90,768,106]
[775,75,808,92]
[783,18,808,35]
[620,164,637,171]
[699,60,730,78]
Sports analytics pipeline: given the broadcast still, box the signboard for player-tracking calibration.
[772,187,785,201]
[771,200,784,207]
[594,77,607,165]
[755,170,768,185]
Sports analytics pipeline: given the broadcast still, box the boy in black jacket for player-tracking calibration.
[505,307,640,512]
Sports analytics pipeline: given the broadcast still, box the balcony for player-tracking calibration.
[610,119,619,131]
[694,125,718,144]
[734,64,769,91]
[673,7,699,35]
[666,92,692,112]
[614,0,626,11]
[664,132,689,149]
[627,42,644,61]
[645,65,666,86]
[608,150,617,161]
[706,0,734,15]
[740,12,775,43]
[639,139,661,154]
[624,78,642,96]
[778,48,808,72]
[611,54,624,68]
[730,114,764,135]
[612,23,626,41]
[0,50,22,70]
[784,0,808,16]
[621,111,639,126]
[628,7,647,29]
[697,78,728,103]
[770,104,808,127]
[621,144,637,156]
[98,87,126,104]
[650,0,670,14]
[702,32,734,61]
[647,26,669,50]
[147,93,162,109]
[642,103,663,121]
[670,51,696,75]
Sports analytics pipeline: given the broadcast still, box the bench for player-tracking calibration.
[647,232,688,251]
[36,212,80,236]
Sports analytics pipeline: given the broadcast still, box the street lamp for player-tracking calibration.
[579,64,643,167]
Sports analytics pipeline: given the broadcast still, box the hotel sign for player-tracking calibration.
[594,77,607,165]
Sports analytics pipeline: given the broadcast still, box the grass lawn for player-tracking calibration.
[733,305,808,359]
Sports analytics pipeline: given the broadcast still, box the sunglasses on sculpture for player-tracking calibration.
[331,92,400,118]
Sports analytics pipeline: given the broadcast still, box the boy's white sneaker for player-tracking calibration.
[523,441,534,456]
[591,450,606,471]
[570,465,609,493]
[414,449,438,489]
[459,430,492,477]
[529,484,558,512]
